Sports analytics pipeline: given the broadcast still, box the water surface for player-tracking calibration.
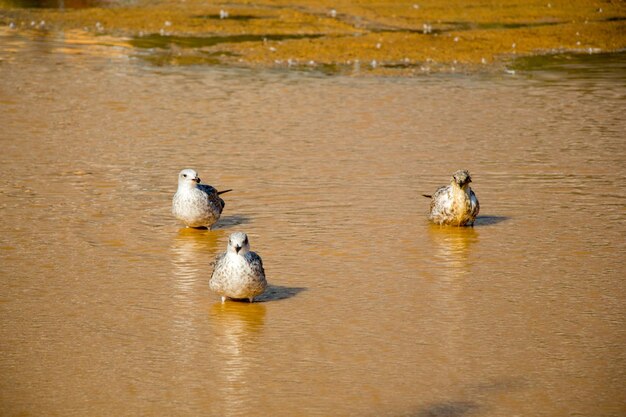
[0,29,624,417]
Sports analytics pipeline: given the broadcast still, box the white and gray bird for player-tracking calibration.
[424,170,479,226]
[210,232,267,303]
[172,168,231,229]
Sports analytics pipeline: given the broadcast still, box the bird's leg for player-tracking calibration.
[248,297,254,303]
[221,296,226,303]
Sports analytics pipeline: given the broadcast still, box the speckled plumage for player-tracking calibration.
[172,168,229,229]
[210,232,267,303]
[427,170,480,226]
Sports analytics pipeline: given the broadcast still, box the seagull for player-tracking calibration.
[172,168,231,229]
[210,232,267,303]
[423,170,479,226]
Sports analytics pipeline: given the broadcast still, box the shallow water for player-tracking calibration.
[1,29,625,417]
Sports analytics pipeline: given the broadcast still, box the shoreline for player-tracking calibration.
[1,0,624,75]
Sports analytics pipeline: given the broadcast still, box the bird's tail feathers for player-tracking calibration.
[422,194,432,199]
[217,189,233,195]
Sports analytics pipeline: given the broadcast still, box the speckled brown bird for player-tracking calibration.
[424,170,479,226]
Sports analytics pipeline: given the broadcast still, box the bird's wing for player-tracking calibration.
[198,183,226,211]
[247,252,266,278]
[430,185,449,211]
[210,253,227,278]
[432,185,448,198]
[197,183,218,195]
[469,188,480,216]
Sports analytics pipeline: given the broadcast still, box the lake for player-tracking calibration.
[1,28,624,417]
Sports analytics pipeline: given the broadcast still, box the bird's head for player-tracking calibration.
[228,232,250,256]
[178,168,201,187]
[452,170,472,189]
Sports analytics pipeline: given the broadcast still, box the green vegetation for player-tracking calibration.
[1,0,624,74]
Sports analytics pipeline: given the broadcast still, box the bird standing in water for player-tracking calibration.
[172,168,231,229]
[424,170,479,226]
[210,232,267,303]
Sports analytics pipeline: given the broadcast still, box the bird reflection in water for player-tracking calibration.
[171,227,224,297]
[428,225,478,271]
[209,302,266,416]
[169,228,225,369]
[426,225,479,379]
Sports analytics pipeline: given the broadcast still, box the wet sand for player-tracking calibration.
[0,0,625,74]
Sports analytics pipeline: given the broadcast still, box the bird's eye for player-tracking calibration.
[183,174,187,178]
[244,238,248,245]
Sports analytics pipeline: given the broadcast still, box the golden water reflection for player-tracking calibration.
[428,224,479,272]
[209,302,266,416]
[171,228,224,298]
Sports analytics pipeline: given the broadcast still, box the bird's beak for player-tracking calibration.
[235,246,241,254]
[194,177,201,183]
